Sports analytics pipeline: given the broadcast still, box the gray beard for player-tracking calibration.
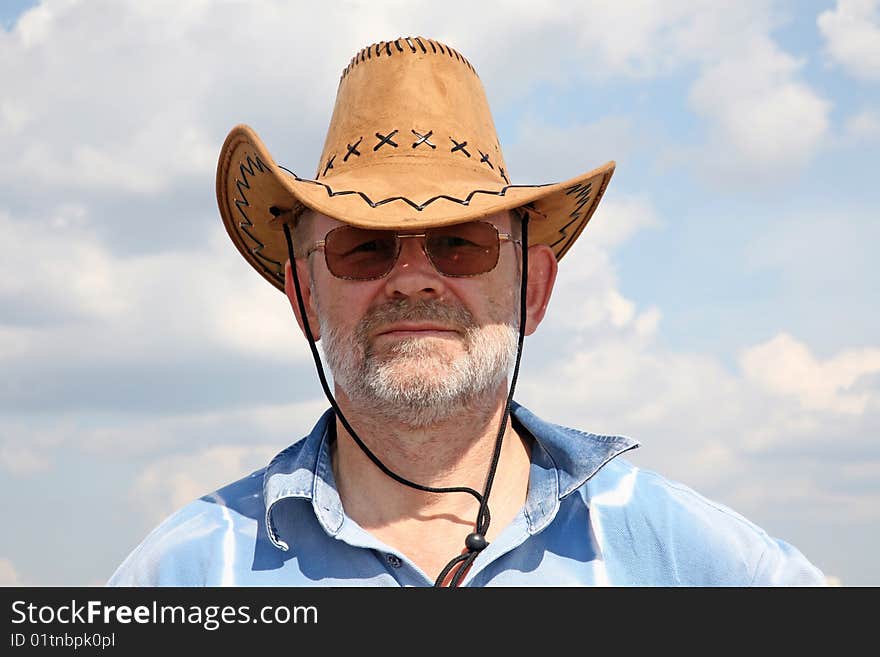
[318,298,519,427]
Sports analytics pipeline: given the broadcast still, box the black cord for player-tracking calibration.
[282,212,530,588]
[434,213,530,587]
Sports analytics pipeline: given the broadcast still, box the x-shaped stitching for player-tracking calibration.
[499,166,509,184]
[344,137,363,162]
[412,129,436,149]
[478,149,494,170]
[323,154,336,176]
[374,130,399,151]
[450,137,471,157]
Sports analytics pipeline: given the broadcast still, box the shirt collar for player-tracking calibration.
[263,403,639,551]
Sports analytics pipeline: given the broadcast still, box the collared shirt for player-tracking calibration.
[107,403,825,586]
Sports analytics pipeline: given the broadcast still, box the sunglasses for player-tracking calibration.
[304,221,519,281]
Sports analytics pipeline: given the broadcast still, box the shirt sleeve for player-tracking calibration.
[750,538,827,586]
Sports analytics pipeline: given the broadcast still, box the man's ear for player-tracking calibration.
[523,244,558,336]
[284,259,321,341]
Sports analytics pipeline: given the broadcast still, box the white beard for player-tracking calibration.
[319,298,519,427]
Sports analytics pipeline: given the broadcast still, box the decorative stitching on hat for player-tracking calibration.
[329,128,506,184]
[411,129,436,149]
[565,181,593,220]
[340,36,476,82]
[279,164,551,212]
[373,129,399,151]
[548,180,600,252]
[478,148,494,171]
[232,155,284,280]
[450,137,470,157]
[344,137,362,162]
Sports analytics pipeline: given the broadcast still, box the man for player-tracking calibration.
[108,36,824,586]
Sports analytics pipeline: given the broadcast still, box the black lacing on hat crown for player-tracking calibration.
[340,36,477,82]
[282,215,530,587]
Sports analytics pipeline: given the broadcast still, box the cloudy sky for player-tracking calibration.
[1,0,877,586]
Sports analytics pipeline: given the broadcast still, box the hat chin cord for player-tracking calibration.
[282,215,529,588]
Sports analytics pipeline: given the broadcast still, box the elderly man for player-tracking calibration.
[108,36,824,587]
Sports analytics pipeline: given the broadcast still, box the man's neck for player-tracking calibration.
[329,385,532,576]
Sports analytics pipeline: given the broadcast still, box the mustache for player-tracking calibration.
[356,298,477,340]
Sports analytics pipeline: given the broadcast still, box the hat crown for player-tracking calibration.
[315,37,510,186]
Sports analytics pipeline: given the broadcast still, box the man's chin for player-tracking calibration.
[371,358,458,385]
[372,338,464,364]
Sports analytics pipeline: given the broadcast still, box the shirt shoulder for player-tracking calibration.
[106,468,267,587]
[583,456,826,586]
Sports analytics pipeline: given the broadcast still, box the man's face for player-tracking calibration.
[293,211,522,426]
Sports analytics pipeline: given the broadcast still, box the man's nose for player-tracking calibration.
[383,236,446,299]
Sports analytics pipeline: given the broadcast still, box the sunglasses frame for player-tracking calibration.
[303,221,519,281]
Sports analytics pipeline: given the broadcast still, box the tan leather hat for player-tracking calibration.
[216,36,616,292]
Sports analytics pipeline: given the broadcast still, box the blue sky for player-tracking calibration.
[1,0,878,586]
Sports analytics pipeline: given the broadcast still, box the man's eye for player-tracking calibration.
[342,239,394,258]
[438,236,479,249]
[351,240,382,253]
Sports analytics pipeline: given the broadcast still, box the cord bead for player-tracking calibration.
[465,532,488,552]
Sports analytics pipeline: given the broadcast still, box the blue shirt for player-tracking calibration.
[107,403,825,586]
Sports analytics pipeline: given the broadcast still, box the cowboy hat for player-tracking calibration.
[216,36,615,292]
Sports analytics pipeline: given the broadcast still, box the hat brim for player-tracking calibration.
[217,124,615,292]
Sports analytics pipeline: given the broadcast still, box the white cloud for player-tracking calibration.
[542,233,662,338]
[844,109,880,141]
[0,0,358,194]
[503,116,636,185]
[130,443,283,526]
[518,199,880,521]
[0,419,65,476]
[521,320,880,520]
[0,0,826,197]
[741,333,880,415]
[75,398,328,457]
[687,38,831,180]
[0,394,328,483]
[584,197,662,250]
[0,557,23,586]
[0,443,53,476]
[454,0,778,83]
[475,1,831,183]
[818,0,880,81]
[0,208,309,371]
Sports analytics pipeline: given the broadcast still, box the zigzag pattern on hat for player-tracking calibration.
[233,154,285,283]
[279,165,550,212]
[550,176,610,253]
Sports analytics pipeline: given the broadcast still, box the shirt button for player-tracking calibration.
[385,554,402,568]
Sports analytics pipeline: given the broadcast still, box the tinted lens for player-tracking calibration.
[425,222,500,276]
[323,226,399,280]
